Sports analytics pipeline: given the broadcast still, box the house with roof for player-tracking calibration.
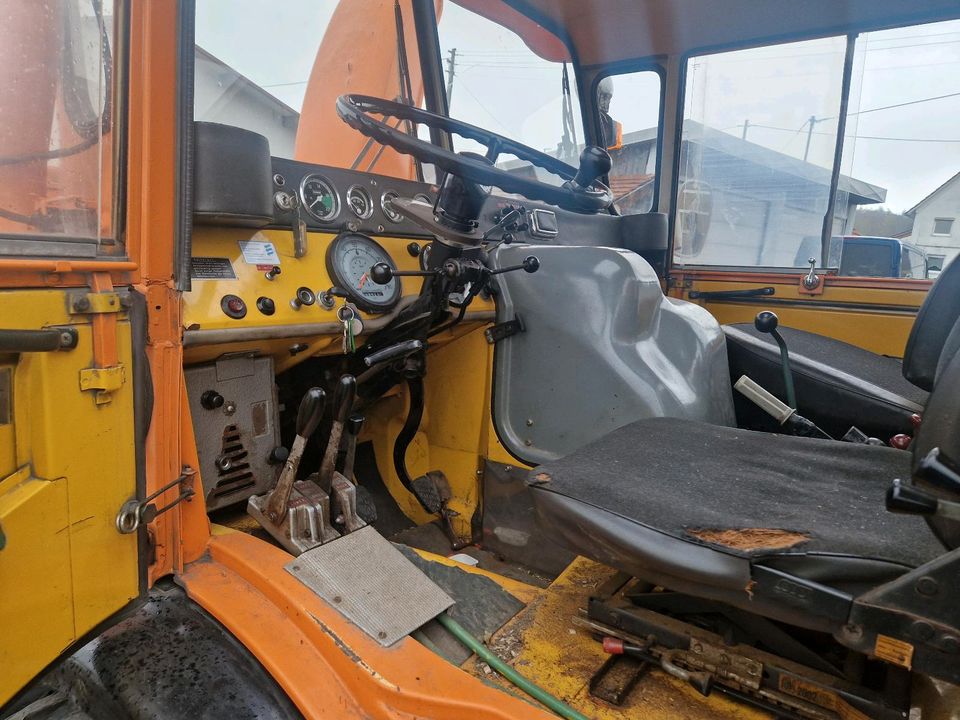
[906,172,960,274]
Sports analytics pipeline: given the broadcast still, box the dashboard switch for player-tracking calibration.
[221,294,247,319]
[290,287,316,310]
[200,390,224,410]
[256,296,276,315]
[264,265,281,280]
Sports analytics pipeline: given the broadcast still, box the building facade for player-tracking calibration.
[907,172,960,274]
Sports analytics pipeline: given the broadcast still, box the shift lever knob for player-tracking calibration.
[754,310,779,334]
[572,145,612,189]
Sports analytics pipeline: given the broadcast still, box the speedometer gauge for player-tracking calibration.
[326,232,401,313]
[300,174,339,222]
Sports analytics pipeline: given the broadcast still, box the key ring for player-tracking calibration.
[337,305,356,324]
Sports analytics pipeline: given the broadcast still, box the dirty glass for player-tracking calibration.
[597,70,661,215]
[840,19,960,279]
[195,0,432,181]
[675,37,848,267]
[435,2,582,187]
[0,0,116,250]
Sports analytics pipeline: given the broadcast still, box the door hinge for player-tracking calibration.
[68,291,122,314]
[485,314,525,344]
[116,467,196,534]
[79,365,126,405]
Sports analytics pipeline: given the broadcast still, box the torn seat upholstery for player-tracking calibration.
[529,417,945,632]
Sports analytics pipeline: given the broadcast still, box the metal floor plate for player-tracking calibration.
[285,526,454,646]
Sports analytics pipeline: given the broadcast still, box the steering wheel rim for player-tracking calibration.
[335,94,613,213]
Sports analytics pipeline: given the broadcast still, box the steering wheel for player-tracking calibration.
[335,94,613,214]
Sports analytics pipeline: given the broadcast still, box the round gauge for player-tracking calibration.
[300,174,339,222]
[346,185,374,219]
[326,232,402,313]
[413,193,433,206]
[381,190,404,223]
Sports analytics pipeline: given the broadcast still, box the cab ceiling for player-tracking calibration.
[507,0,960,66]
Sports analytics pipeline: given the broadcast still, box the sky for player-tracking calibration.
[195,2,960,212]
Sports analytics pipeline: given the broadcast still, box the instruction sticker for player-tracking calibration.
[873,634,913,669]
[191,257,236,279]
[238,239,279,265]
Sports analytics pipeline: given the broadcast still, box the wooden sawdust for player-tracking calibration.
[687,527,809,551]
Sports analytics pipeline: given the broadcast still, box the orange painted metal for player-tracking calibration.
[181,531,552,720]
[89,272,118,368]
[294,0,440,180]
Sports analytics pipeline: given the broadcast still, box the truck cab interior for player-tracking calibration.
[3,1,960,719]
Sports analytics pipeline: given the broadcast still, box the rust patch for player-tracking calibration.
[532,472,551,483]
[687,527,809,551]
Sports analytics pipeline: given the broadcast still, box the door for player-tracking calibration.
[0,1,141,706]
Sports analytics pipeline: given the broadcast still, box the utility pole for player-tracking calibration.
[741,119,750,140]
[803,115,817,161]
[445,48,457,108]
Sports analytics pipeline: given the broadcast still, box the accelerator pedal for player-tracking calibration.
[286,526,454,646]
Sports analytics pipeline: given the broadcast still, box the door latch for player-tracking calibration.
[485,314,525,344]
[79,365,125,405]
[116,466,196,534]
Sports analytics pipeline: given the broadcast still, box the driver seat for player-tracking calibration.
[528,284,960,640]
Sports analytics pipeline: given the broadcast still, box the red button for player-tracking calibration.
[227,297,244,313]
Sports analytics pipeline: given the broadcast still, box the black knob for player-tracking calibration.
[346,414,365,436]
[267,446,289,465]
[264,265,281,280]
[333,375,358,424]
[522,256,540,273]
[200,390,224,410]
[572,145,612,188]
[296,387,326,438]
[370,262,394,285]
[256,296,276,315]
[407,242,421,257]
[291,286,316,309]
[754,311,779,334]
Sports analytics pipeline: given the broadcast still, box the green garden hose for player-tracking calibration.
[435,612,589,720]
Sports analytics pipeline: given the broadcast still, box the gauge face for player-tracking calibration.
[346,185,374,219]
[300,174,339,222]
[381,190,404,223]
[326,232,401,313]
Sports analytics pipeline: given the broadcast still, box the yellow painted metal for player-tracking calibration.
[78,364,126,404]
[0,290,138,707]
[678,278,928,357]
[463,557,770,719]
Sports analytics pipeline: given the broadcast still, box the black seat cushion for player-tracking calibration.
[724,324,926,438]
[530,418,944,591]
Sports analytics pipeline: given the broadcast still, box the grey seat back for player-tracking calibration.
[902,257,960,391]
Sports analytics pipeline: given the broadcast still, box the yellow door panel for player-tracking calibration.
[0,289,139,706]
[671,274,930,356]
[0,466,73,700]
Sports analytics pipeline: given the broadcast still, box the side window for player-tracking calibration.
[596,71,662,215]
[675,37,849,266]
[900,247,913,277]
[842,19,960,281]
[0,1,117,252]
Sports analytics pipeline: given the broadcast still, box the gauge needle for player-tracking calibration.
[358,273,368,289]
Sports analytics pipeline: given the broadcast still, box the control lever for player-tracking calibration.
[362,339,423,368]
[340,414,364,482]
[754,311,797,408]
[489,255,540,275]
[264,388,325,523]
[370,263,434,285]
[886,479,960,520]
[734,376,830,439]
[317,375,357,493]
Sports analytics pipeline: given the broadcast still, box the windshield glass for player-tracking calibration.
[196,0,430,180]
[436,2,582,185]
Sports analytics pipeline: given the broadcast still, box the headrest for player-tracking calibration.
[902,257,960,391]
[193,122,273,227]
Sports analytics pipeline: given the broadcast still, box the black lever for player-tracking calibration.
[370,263,434,285]
[363,339,423,368]
[754,311,797,409]
[340,414,364,482]
[572,145,612,189]
[887,479,940,516]
[490,255,540,275]
[317,375,357,493]
[916,447,960,495]
[265,387,325,523]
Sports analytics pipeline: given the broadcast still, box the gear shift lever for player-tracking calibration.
[754,311,797,409]
[571,145,612,189]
